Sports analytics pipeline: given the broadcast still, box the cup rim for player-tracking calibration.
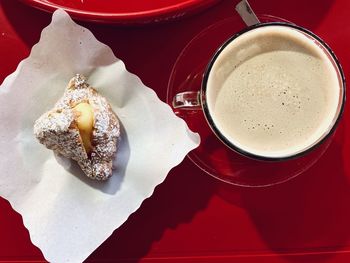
[201,21,346,162]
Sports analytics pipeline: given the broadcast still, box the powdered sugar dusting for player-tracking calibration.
[34,74,120,180]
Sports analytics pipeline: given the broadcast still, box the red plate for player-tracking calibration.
[18,0,222,24]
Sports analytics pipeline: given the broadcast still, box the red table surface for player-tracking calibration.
[1,0,350,262]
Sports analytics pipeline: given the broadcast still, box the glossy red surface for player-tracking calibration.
[19,0,221,23]
[1,0,350,262]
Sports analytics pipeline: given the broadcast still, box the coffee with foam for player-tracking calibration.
[206,25,341,158]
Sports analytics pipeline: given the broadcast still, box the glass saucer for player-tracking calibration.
[166,15,333,187]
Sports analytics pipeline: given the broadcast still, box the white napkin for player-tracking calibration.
[0,9,200,263]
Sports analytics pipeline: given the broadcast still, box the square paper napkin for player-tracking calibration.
[0,9,200,262]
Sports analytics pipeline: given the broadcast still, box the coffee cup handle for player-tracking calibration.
[172,91,201,110]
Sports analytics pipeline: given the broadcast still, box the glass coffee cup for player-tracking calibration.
[173,22,345,161]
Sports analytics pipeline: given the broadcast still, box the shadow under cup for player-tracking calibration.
[174,22,346,161]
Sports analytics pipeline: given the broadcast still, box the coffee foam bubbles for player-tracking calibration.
[207,25,341,158]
